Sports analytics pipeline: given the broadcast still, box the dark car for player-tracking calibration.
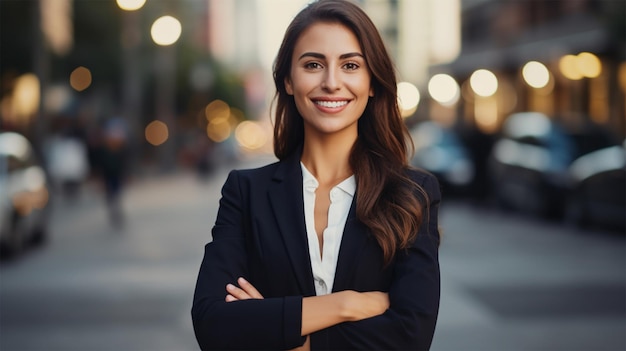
[409,121,475,196]
[565,143,626,232]
[0,131,51,259]
[488,112,577,217]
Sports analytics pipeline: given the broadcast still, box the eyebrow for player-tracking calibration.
[297,52,364,61]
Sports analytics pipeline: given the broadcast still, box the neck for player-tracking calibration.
[301,133,355,185]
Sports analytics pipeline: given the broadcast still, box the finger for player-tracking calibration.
[225,294,237,302]
[238,277,264,299]
[226,283,251,300]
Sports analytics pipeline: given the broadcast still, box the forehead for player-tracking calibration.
[293,22,362,57]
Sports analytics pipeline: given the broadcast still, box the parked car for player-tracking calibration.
[489,112,622,221]
[0,131,51,259]
[565,143,626,232]
[409,121,475,196]
[488,112,576,217]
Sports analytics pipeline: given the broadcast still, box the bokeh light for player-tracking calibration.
[69,66,92,92]
[12,73,40,120]
[151,16,182,46]
[235,121,267,150]
[397,81,420,118]
[145,120,169,146]
[474,96,499,133]
[428,74,460,106]
[470,69,498,97]
[116,0,146,11]
[577,52,602,78]
[204,100,230,122]
[207,119,232,143]
[559,54,583,80]
[559,52,602,80]
[522,61,550,89]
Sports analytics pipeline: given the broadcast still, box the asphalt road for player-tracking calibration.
[1,156,624,351]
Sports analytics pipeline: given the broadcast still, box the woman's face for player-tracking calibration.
[285,22,373,138]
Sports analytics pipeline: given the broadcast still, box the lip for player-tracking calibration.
[311,98,351,113]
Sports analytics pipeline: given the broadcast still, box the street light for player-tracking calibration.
[151,16,182,46]
[150,14,182,169]
[117,0,145,174]
[397,82,420,118]
[522,61,550,89]
[470,69,498,97]
[428,74,460,106]
[116,0,146,11]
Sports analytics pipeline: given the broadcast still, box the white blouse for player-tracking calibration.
[301,162,356,296]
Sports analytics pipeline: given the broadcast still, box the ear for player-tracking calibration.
[369,86,374,97]
[285,77,294,95]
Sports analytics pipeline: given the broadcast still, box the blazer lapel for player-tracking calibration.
[268,152,316,295]
[332,195,369,292]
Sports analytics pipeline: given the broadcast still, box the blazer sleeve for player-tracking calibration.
[191,170,306,350]
[311,172,442,351]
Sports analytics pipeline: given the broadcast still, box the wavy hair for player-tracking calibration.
[272,0,427,264]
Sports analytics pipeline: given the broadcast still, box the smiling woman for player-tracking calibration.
[285,22,373,140]
[192,1,442,350]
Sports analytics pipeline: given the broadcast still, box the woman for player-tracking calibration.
[192,0,442,350]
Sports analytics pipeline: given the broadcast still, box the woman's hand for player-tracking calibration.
[225,277,264,302]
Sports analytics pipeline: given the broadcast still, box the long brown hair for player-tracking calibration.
[272,0,427,264]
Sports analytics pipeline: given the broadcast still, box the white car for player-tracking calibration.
[0,131,50,259]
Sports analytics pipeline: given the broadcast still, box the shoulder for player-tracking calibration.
[405,167,441,202]
[231,160,280,179]
[224,160,278,188]
[406,167,439,190]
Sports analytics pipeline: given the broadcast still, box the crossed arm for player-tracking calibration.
[192,169,441,350]
[226,276,389,338]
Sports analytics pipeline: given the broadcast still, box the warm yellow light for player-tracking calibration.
[145,120,169,146]
[428,74,460,106]
[151,16,182,46]
[235,121,267,150]
[207,119,231,142]
[559,54,583,80]
[474,97,499,133]
[522,61,550,89]
[70,66,92,91]
[577,52,602,78]
[41,0,72,55]
[397,82,420,118]
[116,0,146,11]
[12,73,40,120]
[470,69,498,97]
[205,100,230,122]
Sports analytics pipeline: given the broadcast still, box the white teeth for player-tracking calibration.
[315,100,348,108]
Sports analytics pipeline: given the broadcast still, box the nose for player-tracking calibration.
[322,67,341,92]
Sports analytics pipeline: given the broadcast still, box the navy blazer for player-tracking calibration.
[192,150,441,350]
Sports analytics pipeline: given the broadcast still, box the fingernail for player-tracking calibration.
[238,277,247,284]
[226,284,234,290]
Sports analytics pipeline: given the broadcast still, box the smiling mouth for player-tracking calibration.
[314,100,349,108]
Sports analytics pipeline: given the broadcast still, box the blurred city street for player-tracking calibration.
[0,156,623,351]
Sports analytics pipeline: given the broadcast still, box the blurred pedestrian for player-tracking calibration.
[192,1,442,350]
[94,118,129,229]
[45,131,90,201]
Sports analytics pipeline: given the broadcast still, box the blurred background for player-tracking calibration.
[0,0,624,350]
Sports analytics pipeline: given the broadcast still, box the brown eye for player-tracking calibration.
[343,62,359,70]
[304,62,323,70]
